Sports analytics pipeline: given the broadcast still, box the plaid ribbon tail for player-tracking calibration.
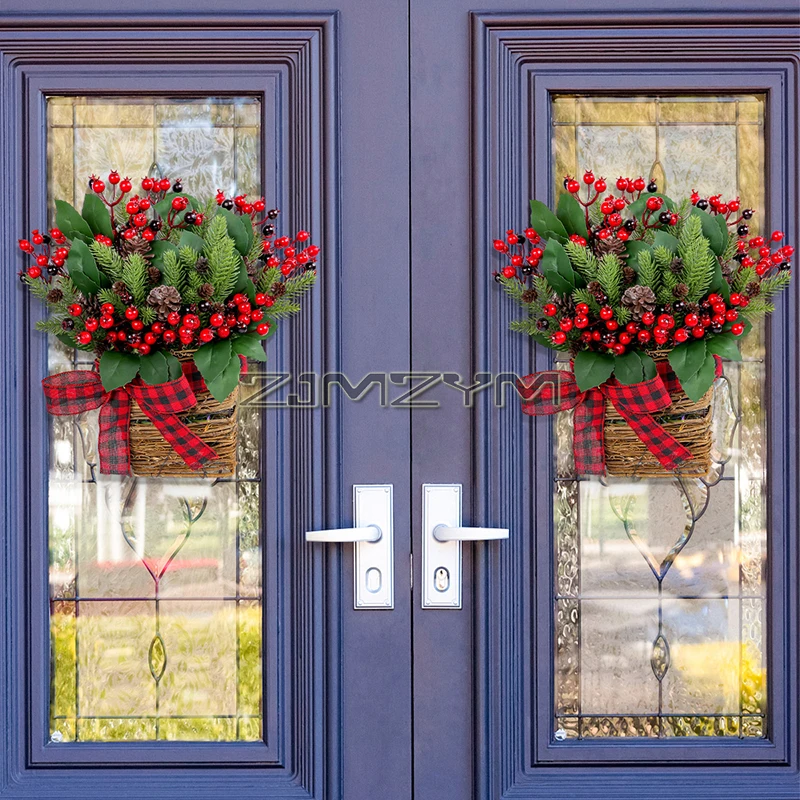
[98,389,132,475]
[572,388,606,474]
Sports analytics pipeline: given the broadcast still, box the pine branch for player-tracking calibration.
[35,318,66,336]
[97,288,125,313]
[499,276,525,302]
[197,198,216,236]
[565,241,599,280]
[90,240,125,280]
[23,275,50,302]
[257,267,280,294]
[733,266,757,294]
[162,250,185,294]
[758,270,791,299]
[672,198,692,238]
[678,214,715,301]
[596,254,623,305]
[636,250,660,295]
[122,254,148,304]
[283,270,316,299]
[721,231,739,263]
[267,298,302,318]
[740,297,775,318]
[139,307,157,326]
[184,270,204,304]
[246,220,263,264]
[204,214,240,301]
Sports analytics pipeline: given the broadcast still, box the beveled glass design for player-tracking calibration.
[551,95,768,739]
[47,96,264,743]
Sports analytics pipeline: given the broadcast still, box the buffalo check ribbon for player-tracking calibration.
[41,362,221,475]
[516,357,722,475]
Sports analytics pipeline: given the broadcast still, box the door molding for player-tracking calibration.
[0,11,342,798]
[471,8,799,798]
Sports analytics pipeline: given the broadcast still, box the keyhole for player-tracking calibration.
[434,567,450,592]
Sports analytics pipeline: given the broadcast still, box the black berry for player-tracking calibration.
[61,319,74,330]
[149,219,162,231]
[696,199,709,210]
[267,208,279,220]
[262,224,275,237]
[742,209,754,219]
[623,219,636,231]
[658,212,671,225]
[647,181,658,193]
[737,224,749,237]
[172,181,183,193]
[221,199,234,210]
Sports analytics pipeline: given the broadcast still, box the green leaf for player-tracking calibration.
[680,353,718,402]
[66,238,110,294]
[613,350,644,385]
[690,206,726,256]
[99,350,140,392]
[654,230,680,254]
[706,333,742,362]
[55,199,94,241]
[625,240,651,267]
[640,352,657,381]
[668,339,708,384]
[217,207,252,256]
[573,350,615,392]
[709,256,731,302]
[232,333,267,362]
[530,199,568,240]
[627,192,675,217]
[556,193,587,238]
[138,350,171,385]
[193,339,233,385]
[81,193,113,239]
[149,240,177,272]
[205,353,242,402]
[179,230,206,252]
[541,238,580,295]
[233,256,256,301]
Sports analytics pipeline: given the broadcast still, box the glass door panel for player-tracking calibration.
[47,95,264,743]
[551,94,768,740]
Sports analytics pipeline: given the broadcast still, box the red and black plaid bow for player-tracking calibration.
[517,358,722,475]
[42,361,221,475]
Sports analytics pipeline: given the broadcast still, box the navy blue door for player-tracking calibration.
[1,1,412,798]
[411,2,799,799]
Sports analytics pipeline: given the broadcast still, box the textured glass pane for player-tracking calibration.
[551,94,768,740]
[46,95,263,743]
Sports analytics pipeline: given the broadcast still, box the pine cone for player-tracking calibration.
[746,281,761,297]
[271,282,286,298]
[587,280,606,303]
[590,234,628,262]
[521,289,537,304]
[195,256,209,275]
[146,285,182,320]
[47,288,64,304]
[147,266,162,284]
[199,283,214,299]
[669,257,684,275]
[721,260,736,278]
[621,285,657,319]
[210,301,225,315]
[672,283,689,299]
[116,234,154,260]
[622,266,636,285]
[112,280,128,296]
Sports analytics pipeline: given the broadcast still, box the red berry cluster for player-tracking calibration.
[64,293,274,354]
[18,228,69,279]
[543,292,746,354]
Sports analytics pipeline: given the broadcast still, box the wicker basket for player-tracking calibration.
[603,353,714,478]
[129,351,238,478]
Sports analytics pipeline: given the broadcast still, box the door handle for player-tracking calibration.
[305,485,393,610]
[305,525,382,543]
[422,484,507,609]
[432,525,509,542]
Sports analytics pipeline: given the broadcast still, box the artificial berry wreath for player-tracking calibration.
[493,171,791,401]
[493,171,792,476]
[19,171,318,402]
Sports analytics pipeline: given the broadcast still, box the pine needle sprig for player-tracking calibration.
[733,266,757,294]
[90,240,125,281]
[162,250,185,294]
[636,250,660,295]
[758,270,792,299]
[122,254,149,304]
[565,241,599,280]
[499,276,526,302]
[678,214,715,301]
[597,254,623,305]
[654,246,679,305]
[97,288,126,313]
[572,287,600,315]
[267,298,302,318]
[283,270,316,299]
[257,267,281,294]
[740,297,775,319]
[203,215,240,301]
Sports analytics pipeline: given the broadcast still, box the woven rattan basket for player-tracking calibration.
[129,351,238,478]
[603,352,713,478]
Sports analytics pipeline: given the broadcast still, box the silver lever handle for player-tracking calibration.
[432,525,509,542]
[305,524,382,543]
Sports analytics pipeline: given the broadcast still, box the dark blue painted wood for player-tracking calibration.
[0,3,412,798]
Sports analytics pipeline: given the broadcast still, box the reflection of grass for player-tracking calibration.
[50,606,262,742]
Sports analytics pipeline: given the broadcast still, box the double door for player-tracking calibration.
[1,1,798,798]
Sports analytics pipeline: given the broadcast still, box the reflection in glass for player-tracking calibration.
[47,96,263,743]
[551,95,768,739]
